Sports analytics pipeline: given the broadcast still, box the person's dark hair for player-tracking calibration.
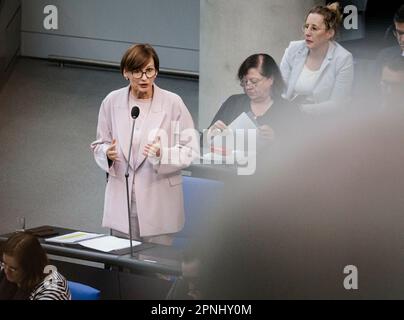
[237,53,285,100]
[306,2,343,38]
[384,56,404,72]
[1,232,49,291]
[394,5,404,23]
[120,43,160,75]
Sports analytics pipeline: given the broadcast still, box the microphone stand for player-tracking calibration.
[125,116,137,257]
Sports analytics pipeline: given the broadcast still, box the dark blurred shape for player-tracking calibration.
[194,106,404,299]
[380,56,404,109]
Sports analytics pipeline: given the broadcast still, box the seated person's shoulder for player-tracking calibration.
[30,271,71,300]
[225,93,248,103]
[334,42,353,62]
[285,40,306,54]
[218,94,249,112]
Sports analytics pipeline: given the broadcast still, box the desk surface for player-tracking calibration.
[0,226,183,276]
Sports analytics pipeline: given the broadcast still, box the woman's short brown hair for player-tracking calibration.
[1,232,49,291]
[120,43,160,75]
[306,2,343,38]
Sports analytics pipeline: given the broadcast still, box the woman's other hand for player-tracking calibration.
[143,137,161,158]
[106,139,119,161]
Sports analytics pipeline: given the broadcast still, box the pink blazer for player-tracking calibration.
[91,85,199,237]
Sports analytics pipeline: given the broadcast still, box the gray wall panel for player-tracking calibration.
[21,0,200,72]
[21,32,198,72]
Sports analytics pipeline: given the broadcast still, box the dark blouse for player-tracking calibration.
[209,94,299,141]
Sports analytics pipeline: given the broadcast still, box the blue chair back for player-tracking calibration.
[68,281,100,300]
[173,176,224,248]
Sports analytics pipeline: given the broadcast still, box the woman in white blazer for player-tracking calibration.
[91,44,199,245]
[280,2,354,115]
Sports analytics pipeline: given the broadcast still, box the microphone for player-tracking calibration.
[125,106,140,257]
[131,106,140,119]
[125,106,139,176]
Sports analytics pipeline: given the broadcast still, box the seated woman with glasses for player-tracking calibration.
[207,53,297,147]
[280,2,354,115]
[0,232,71,300]
[91,44,199,246]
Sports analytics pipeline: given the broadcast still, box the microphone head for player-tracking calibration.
[131,106,140,119]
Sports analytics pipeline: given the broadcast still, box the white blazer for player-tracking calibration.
[91,84,199,237]
[280,40,354,114]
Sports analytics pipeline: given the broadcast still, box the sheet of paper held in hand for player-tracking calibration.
[212,112,257,146]
[79,236,141,253]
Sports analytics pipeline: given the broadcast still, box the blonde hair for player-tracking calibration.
[306,2,343,38]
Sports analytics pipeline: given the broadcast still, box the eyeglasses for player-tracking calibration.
[302,24,326,33]
[240,77,265,88]
[0,261,18,273]
[131,67,157,79]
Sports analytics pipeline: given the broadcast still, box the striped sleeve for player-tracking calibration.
[29,271,71,300]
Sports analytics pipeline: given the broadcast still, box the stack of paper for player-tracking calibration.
[79,236,141,253]
[45,232,103,244]
[45,231,142,253]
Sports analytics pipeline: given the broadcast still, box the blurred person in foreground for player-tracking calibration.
[194,103,404,299]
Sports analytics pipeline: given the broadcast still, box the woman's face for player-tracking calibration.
[124,58,157,99]
[2,254,23,284]
[241,68,273,102]
[304,13,334,50]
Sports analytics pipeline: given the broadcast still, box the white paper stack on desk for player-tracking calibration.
[45,232,141,252]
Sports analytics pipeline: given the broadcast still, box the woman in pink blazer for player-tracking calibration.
[91,44,199,245]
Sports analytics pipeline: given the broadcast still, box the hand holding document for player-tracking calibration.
[207,112,257,157]
[226,112,258,132]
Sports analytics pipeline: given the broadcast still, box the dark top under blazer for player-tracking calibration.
[209,94,298,140]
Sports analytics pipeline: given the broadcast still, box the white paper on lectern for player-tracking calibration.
[79,236,141,252]
[212,112,257,151]
[45,232,104,244]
